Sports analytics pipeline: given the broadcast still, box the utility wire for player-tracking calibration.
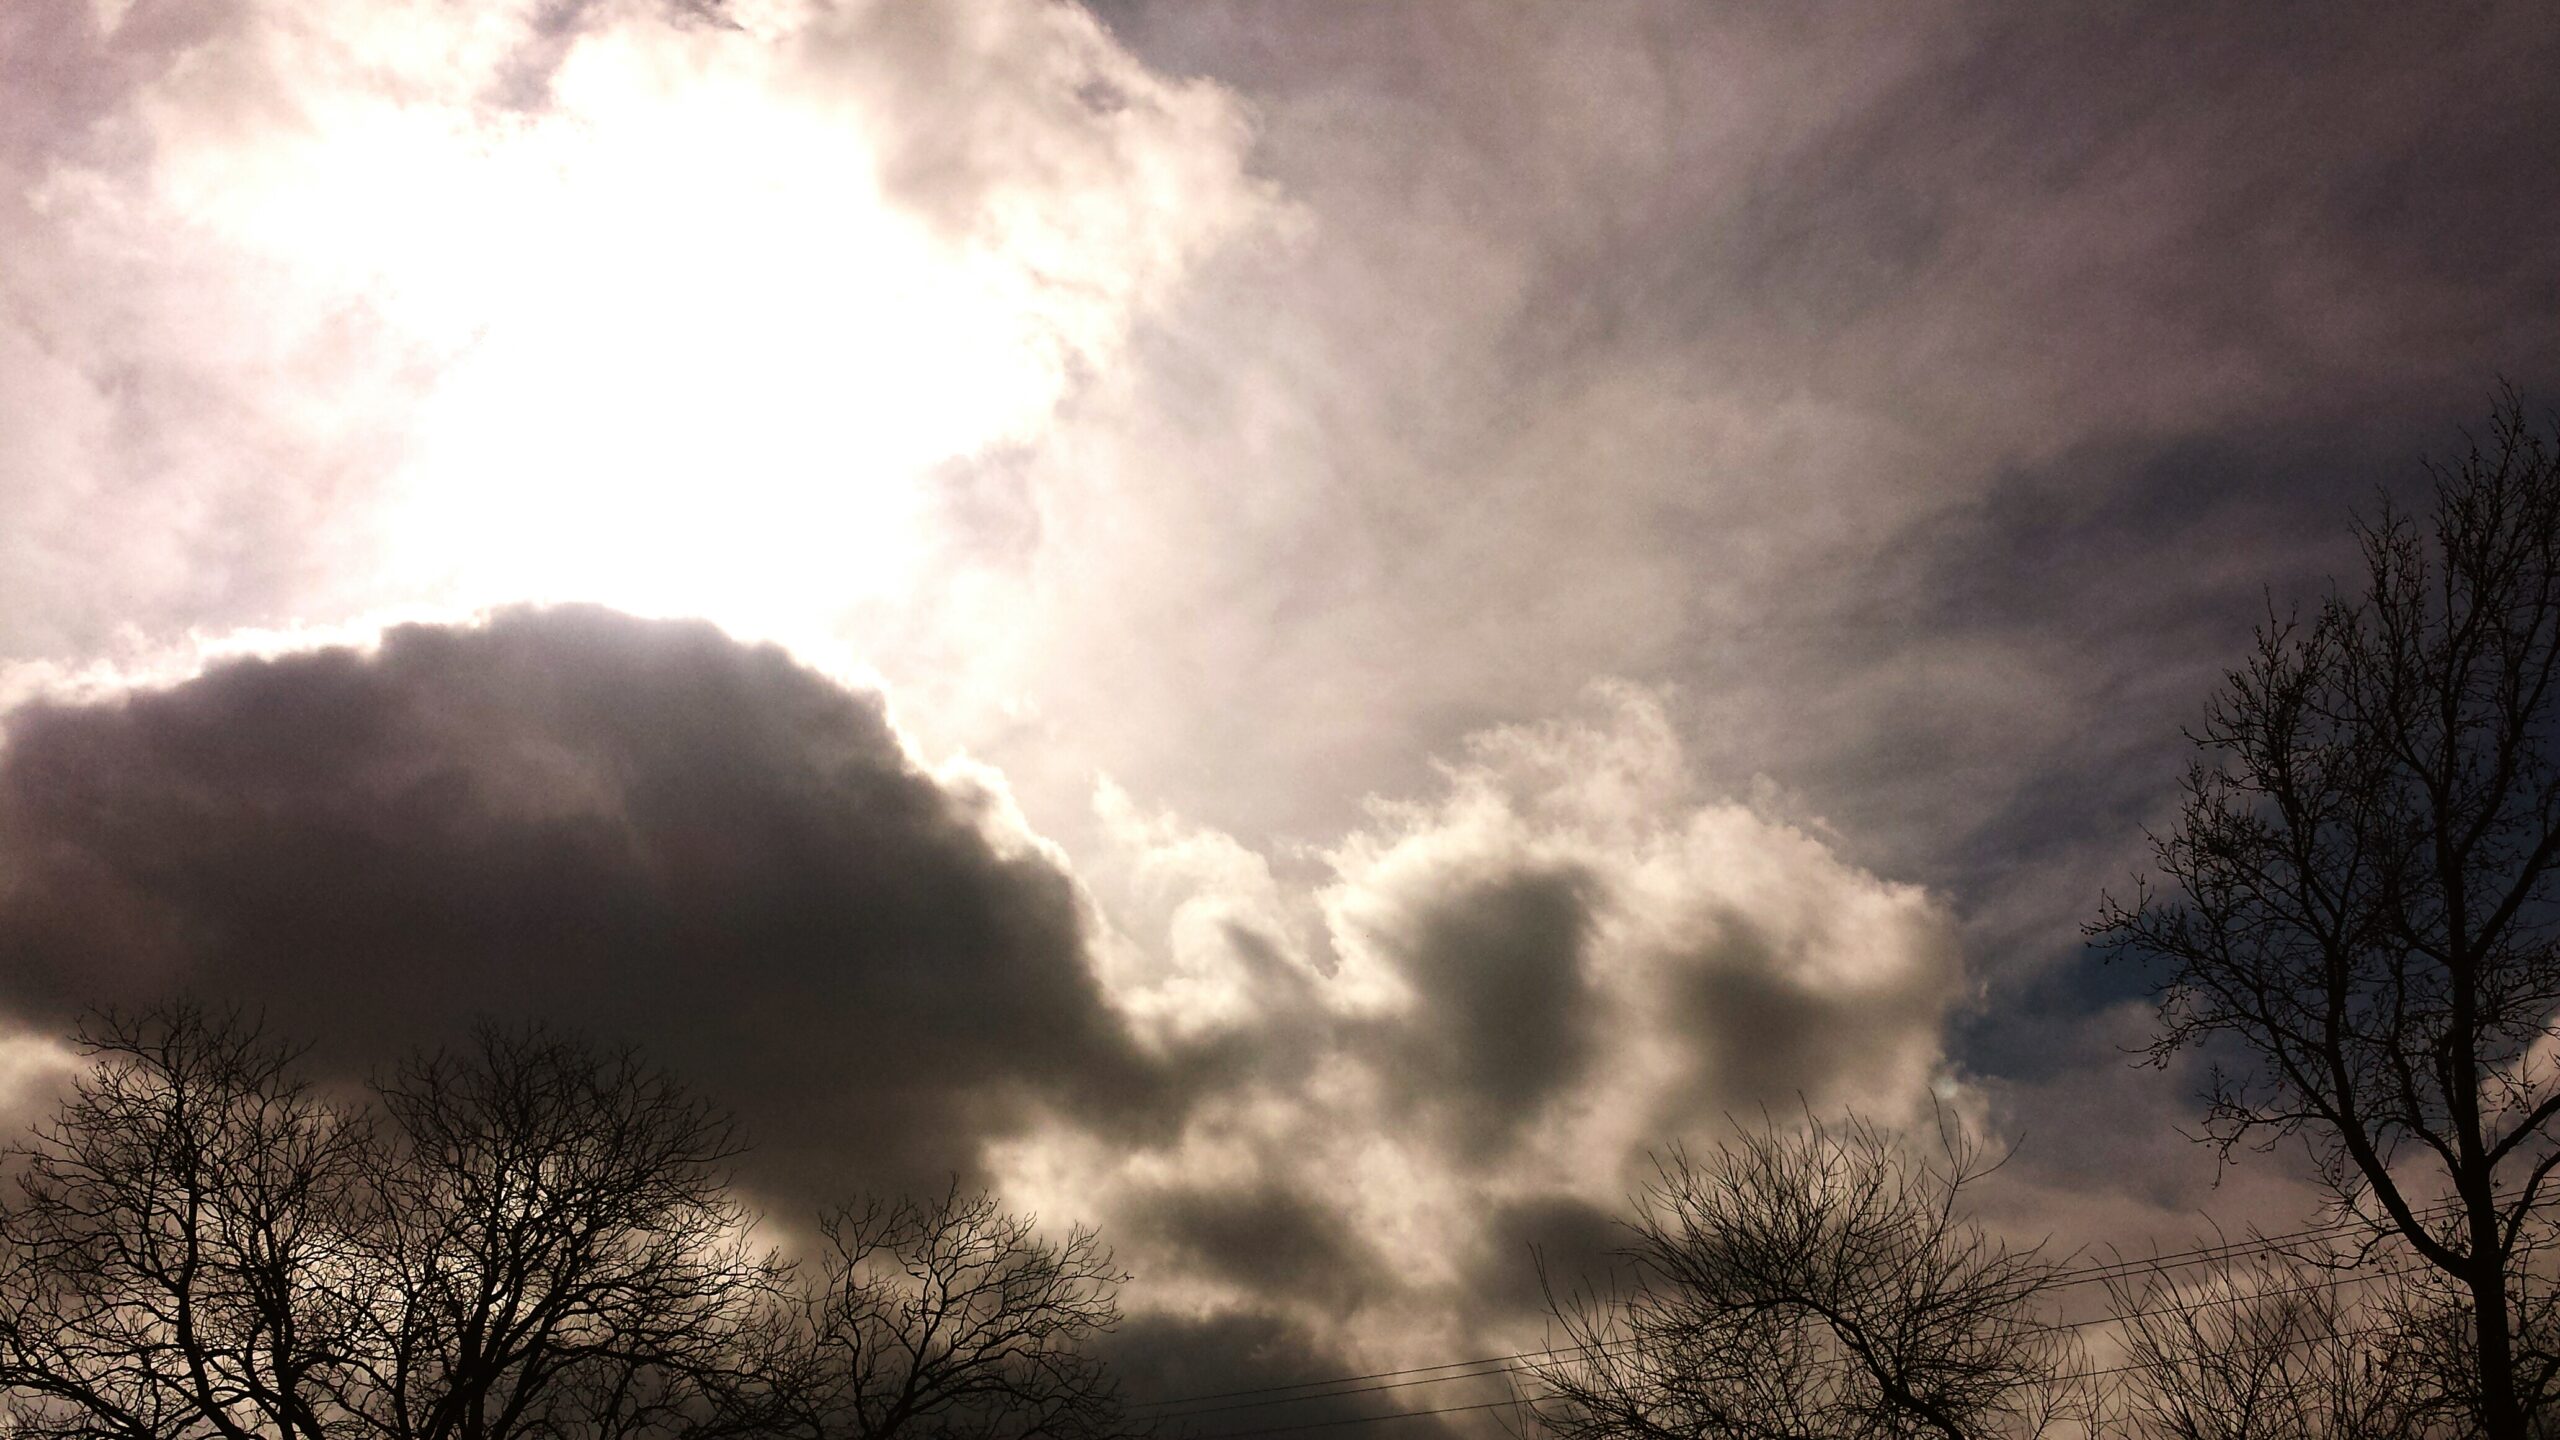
[1140,1342,1625,1416]
[1152,1342,1628,1414]
[1177,1394,1529,1440]
[1138,1190,2489,1415]
[1133,1342,1600,1412]
[1154,1261,2433,1425]
[2030,1187,2497,1297]
[1178,1316,2424,1440]
[2034,1260,2430,1335]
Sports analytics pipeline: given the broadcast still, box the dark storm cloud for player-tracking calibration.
[1127,1179,1384,1312]
[0,607,1161,1198]
[1369,866,1600,1151]
[1681,940,1886,1116]
[1096,1311,1396,1439]
[1471,1194,1627,1318]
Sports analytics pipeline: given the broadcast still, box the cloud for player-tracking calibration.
[0,617,1970,1393]
[920,1,2560,979]
[1127,1177,1383,1314]
[14,3,2553,1096]
[994,681,1968,1369]
[19,4,2545,1397]
[0,0,1273,680]
[0,606,1159,1199]
[1095,1308,1387,1438]
[1363,865,1601,1149]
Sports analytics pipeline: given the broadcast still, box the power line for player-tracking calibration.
[1177,1314,2427,1440]
[1178,1395,1528,1440]
[2040,1202,2450,1293]
[2042,1260,2429,1334]
[2064,1319,2404,1387]
[2036,1187,2493,1296]
[1150,1346,1630,1421]
[1137,1342,1613,1414]
[1154,1261,2431,1426]
[1137,1190,2486,1415]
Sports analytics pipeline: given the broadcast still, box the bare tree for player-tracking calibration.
[2362,1248,2560,1440]
[0,1010,778,1440]
[2091,391,2560,1440]
[2103,1249,2445,1440]
[1527,1109,2083,1440]
[728,1186,1134,1440]
[345,1025,781,1440]
[0,1007,1133,1440]
[0,1005,377,1440]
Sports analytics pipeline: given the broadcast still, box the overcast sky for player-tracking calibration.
[4,0,2558,1428]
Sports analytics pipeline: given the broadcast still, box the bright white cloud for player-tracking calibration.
[1,0,1273,681]
[997,683,1969,1367]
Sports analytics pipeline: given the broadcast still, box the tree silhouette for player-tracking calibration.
[2094,389,2560,1440]
[0,1006,375,1440]
[0,1004,1134,1440]
[1528,1109,2083,1440]
[723,1187,1133,1440]
[348,1026,777,1440]
[2103,1248,2443,1439]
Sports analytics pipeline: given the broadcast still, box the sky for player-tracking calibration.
[3,0,2559,1429]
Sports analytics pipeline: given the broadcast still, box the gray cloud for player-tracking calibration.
[1367,866,1600,1151]
[0,606,1159,1198]
[1658,900,1974,1122]
[1127,1178,1384,1314]
[1095,1310,1394,1440]
[1471,1193,1627,1320]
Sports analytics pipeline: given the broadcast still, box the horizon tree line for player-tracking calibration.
[1,1002,2521,1440]
[0,1005,1130,1440]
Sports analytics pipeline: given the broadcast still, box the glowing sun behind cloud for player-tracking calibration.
[8,0,1270,676]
